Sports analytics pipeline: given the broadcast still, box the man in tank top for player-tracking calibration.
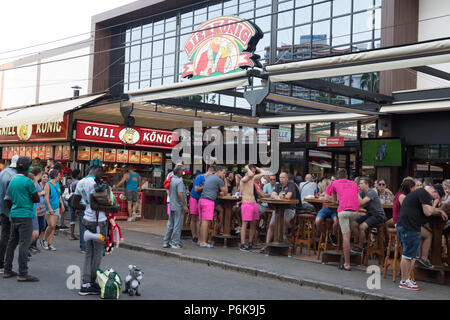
[114,165,141,221]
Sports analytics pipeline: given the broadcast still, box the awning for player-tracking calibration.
[128,70,249,103]
[379,99,450,114]
[266,38,450,82]
[0,93,106,128]
[258,112,377,125]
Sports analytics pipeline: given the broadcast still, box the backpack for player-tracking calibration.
[164,176,172,190]
[96,268,123,299]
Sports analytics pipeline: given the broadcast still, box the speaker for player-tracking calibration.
[84,230,104,242]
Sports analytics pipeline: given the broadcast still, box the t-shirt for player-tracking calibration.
[5,174,37,218]
[360,189,385,218]
[397,188,432,232]
[74,176,106,222]
[200,175,225,201]
[326,179,359,213]
[190,174,205,200]
[0,167,17,217]
[299,181,318,204]
[264,183,277,195]
[169,176,186,211]
[274,182,298,210]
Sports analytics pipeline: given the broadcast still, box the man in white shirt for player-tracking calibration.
[299,174,317,211]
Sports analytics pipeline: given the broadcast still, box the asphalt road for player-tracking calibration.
[0,233,355,300]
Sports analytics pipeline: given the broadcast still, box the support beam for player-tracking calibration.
[411,66,450,82]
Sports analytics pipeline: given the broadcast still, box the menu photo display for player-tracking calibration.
[116,149,129,163]
[103,148,116,162]
[91,147,104,161]
[77,146,91,161]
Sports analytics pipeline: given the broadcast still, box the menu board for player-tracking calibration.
[62,145,71,160]
[32,146,39,159]
[38,146,45,159]
[14,146,20,156]
[140,151,152,164]
[128,150,140,164]
[2,147,8,159]
[25,147,32,158]
[152,152,162,165]
[77,146,91,161]
[54,145,62,160]
[19,146,26,157]
[45,146,53,159]
[103,148,116,162]
[116,149,129,163]
[91,147,104,161]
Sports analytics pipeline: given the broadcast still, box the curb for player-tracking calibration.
[60,229,400,300]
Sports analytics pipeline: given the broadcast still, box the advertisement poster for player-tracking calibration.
[25,146,32,158]
[140,151,152,164]
[103,148,116,162]
[2,147,8,159]
[20,146,26,157]
[128,150,140,164]
[45,146,53,159]
[62,145,71,160]
[77,146,90,161]
[152,152,162,165]
[38,146,45,159]
[54,145,63,160]
[32,146,39,159]
[91,147,104,161]
[116,149,129,163]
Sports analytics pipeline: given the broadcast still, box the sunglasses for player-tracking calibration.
[270,178,276,181]
[378,183,386,186]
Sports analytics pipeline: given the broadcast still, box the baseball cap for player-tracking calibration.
[89,158,103,168]
[433,184,445,198]
[10,155,19,168]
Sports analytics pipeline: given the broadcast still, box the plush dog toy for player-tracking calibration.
[123,265,143,296]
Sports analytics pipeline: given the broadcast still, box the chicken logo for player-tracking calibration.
[182,16,263,79]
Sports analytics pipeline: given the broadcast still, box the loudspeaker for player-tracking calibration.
[84,230,104,242]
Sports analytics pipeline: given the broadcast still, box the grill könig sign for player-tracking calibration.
[76,120,177,150]
[182,16,263,79]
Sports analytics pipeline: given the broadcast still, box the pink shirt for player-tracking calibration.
[326,179,359,213]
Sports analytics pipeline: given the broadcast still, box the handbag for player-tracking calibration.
[36,206,47,217]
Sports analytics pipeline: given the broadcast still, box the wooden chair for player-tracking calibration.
[316,218,337,260]
[364,223,385,266]
[293,213,316,256]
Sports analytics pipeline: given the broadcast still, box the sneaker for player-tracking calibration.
[91,282,101,291]
[417,258,434,269]
[192,237,198,244]
[407,279,420,290]
[351,247,363,254]
[80,250,86,254]
[247,243,253,250]
[42,240,49,250]
[78,284,100,296]
[30,246,40,254]
[59,226,69,231]
[163,243,170,248]
[239,244,250,251]
[48,244,56,251]
[329,234,338,247]
[235,227,241,234]
[399,280,420,291]
[170,244,183,249]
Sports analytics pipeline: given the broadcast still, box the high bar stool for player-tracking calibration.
[316,218,337,260]
[364,223,385,266]
[293,213,316,256]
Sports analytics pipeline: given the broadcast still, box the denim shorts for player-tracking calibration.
[397,225,421,260]
[317,207,337,220]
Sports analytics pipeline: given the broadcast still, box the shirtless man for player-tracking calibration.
[239,165,272,251]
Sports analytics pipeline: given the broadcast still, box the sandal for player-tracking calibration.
[17,275,39,282]
[338,264,351,271]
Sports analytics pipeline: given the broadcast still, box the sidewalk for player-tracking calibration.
[62,219,450,300]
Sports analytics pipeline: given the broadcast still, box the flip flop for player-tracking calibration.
[338,264,351,271]
[17,275,39,282]
[199,243,214,248]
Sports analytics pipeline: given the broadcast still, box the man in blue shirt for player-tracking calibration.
[3,157,40,281]
[0,155,18,274]
[189,166,215,243]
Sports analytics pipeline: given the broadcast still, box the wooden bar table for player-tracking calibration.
[211,195,241,247]
[261,198,299,256]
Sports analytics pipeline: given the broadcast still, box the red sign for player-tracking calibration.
[76,120,177,150]
[0,116,69,143]
[182,16,262,79]
[317,136,345,147]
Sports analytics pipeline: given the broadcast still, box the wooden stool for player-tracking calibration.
[383,228,402,282]
[316,218,336,260]
[293,214,316,256]
[364,223,385,266]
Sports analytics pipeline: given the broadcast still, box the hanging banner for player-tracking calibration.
[76,120,177,150]
[182,16,263,79]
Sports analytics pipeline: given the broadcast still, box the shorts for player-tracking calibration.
[189,197,199,215]
[241,202,259,222]
[46,208,61,218]
[32,215,39,231]
[126,190,138,203]
[215,199,224,207]
[356,214,385,228]
[337,210,359,234]
[270,208,296,226]
[317,207,337,220]
[397,225,420,260]
[301,202,316,212]
[198,198,215,221]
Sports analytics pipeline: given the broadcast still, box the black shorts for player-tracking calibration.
[215,199,224,207]
[356,215,384,228]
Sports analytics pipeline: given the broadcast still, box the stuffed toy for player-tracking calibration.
[123,265,143,296]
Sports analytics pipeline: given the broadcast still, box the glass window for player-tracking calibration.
[194,7,207,25]
[360,121,376,138]
[277,28,293,58]
[151,78,162,86]
[141,41,152,60]
[181,12,193,28]
[208,3,222,19]
[296,0,312,6]
[353,11,373,43]
[130,43,141,62]
[333,0,351,16]
[256,32,270,60]
[335,121,357,141]
[153,20,164,35]
[440,145,450,159]
[140,59,151,81]
[313,1,331,21]
[129,62,140,83]
[429,145,440,159]
[278,1,294,29]
[354,0,374,12]
[123,63,129,83]
[163,76,174,85]
[309,122,331,142]
[152,56,163,78]
[142,24,152,39]
[239,0,254,13]
[125,30,131,43]
[414,146,429,159]
[131,26,141,42]
[292,85,310,99]
[295,6,312,25]
[256,0,271,8]
[153,40,163,56]
[165,16,176,32]
[128,82,139,92]
[374,8,381,38]
[125,46,130,63]
[279,125,292,143]
[294,123,306,142]
[332,15,351,46]
[164,53,175,76]
[164,31,176,53]
[224,0,238,15]
[236,97,251,110]
[255,6,271,33]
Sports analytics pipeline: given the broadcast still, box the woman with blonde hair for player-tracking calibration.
[42,169,65,251]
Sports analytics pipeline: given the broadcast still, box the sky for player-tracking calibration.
[0,0,136,108]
